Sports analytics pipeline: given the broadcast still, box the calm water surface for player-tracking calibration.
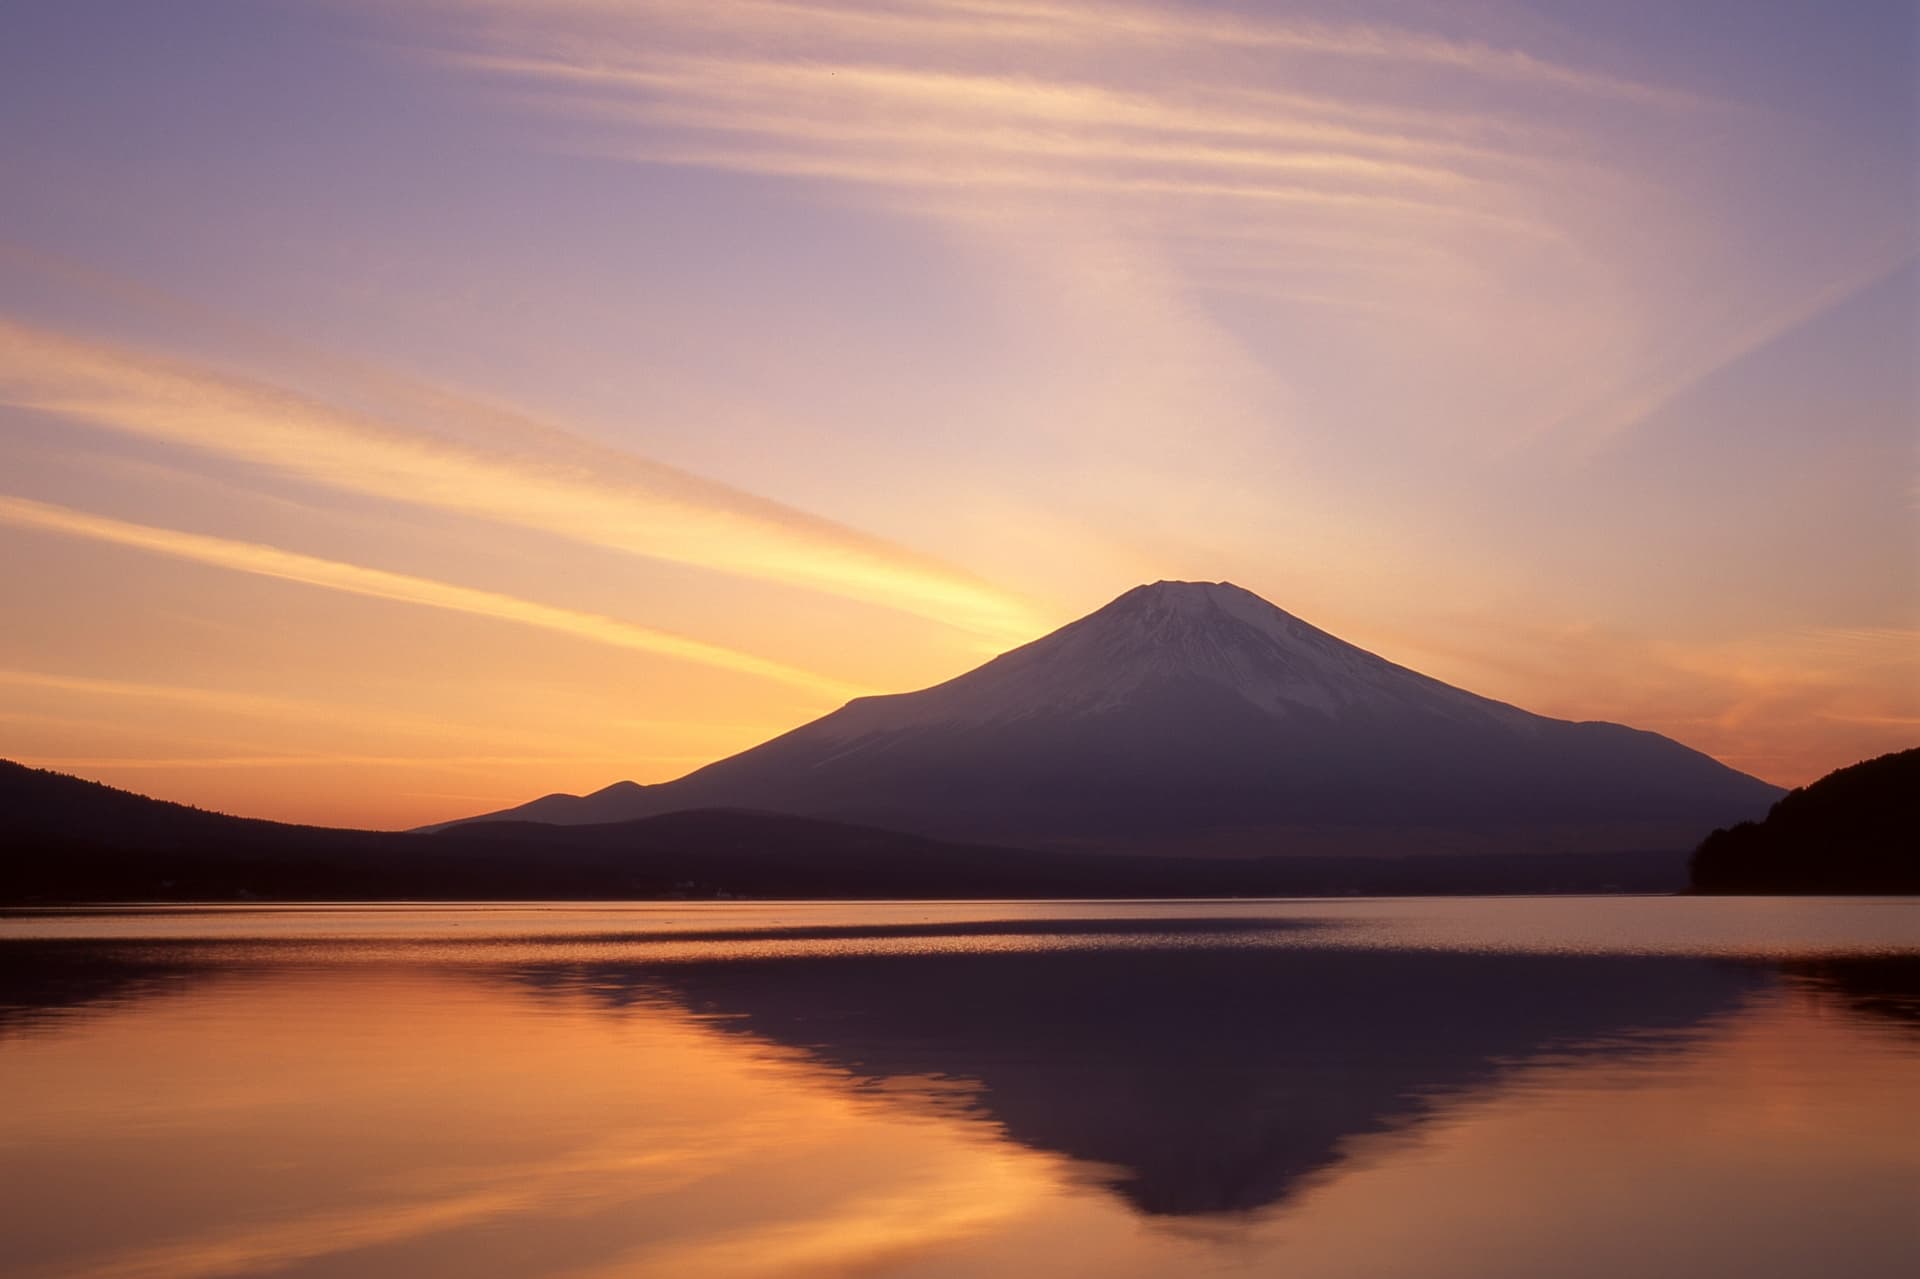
[2,897,1916,1278]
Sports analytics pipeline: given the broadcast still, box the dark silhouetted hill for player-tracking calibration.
[1689,748,1919,894]
[457,780,654,826]
[2,760,1688,901]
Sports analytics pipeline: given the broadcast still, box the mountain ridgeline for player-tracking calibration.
[4,581,1796,901]
[442,581,1781,859]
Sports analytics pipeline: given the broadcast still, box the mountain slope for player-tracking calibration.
[450,581,1781,855]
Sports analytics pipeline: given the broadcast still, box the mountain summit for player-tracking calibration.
[815,581,1538,734]
[444,581,1781,856]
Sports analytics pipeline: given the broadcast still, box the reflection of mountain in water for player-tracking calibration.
[9,924,1913,1220]
[515,938,1768,1217]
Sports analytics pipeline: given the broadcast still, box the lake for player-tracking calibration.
[2,897,1916,1278]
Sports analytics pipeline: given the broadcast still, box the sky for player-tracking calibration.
[0,0,1913,828]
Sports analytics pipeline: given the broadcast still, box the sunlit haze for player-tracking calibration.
[1,0,1912,828]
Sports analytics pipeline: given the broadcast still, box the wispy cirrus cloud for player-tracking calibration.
[435,10,1587,247]
[1542,246,1920,453]
[0,667,574,750]
[405,0,1904,466]
[0,667,759,762]
[1383,615,1920,787]
[0,496,871,699]
[398,0,1709,452]
[432,0,1698,106]
[0,318,1039,642]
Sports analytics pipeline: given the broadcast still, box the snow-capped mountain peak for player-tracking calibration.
[817,580,1531,736]
[440,578,1781,858]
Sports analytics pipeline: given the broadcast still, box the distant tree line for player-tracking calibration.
[1690,747,1918,894]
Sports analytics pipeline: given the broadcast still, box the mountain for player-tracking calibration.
[0,760,1689,901]
[446,580,1781,856]
[1689,747,1919,893]
[457,780,655,827]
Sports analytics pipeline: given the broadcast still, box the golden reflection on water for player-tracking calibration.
[0,902,1915,1278]
[0,969,1079,1279]
[7,896,1918,956]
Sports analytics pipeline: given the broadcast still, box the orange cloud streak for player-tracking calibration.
[0,496,870,700]
[0,318,1039,643]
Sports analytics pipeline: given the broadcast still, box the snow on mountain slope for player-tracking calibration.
[815,581,1536,739]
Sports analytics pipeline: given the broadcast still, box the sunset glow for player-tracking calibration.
[0,0,1910,826]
